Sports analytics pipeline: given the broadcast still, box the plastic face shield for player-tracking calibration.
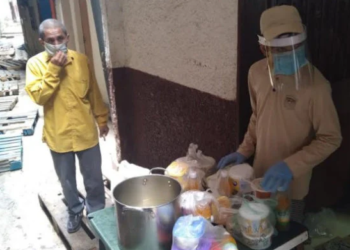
[258,31,313,91]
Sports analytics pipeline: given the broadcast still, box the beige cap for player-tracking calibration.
[260,5,304,41]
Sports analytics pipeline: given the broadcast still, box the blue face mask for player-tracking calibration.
[273,45,308,76]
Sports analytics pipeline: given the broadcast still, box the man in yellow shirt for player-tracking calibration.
[26,19,109,233]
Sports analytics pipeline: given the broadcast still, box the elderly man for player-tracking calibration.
[26,19,109,233]
[218,6,342,223]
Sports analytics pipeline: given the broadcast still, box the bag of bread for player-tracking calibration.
[179,190,219,221]
[213,196,243,225]
[206,169,235,198]
[166,143,215,189]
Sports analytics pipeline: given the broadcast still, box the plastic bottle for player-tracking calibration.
[195,199,212,220]
[187,170,200,190]
[218,170,232,197]
[276,187,291,231]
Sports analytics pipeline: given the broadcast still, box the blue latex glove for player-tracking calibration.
[261,161,293,192]
[217,152,246,169]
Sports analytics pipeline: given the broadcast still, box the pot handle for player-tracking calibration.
[149,167,166,175]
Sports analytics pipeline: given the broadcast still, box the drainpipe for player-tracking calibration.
[49,0,56,19]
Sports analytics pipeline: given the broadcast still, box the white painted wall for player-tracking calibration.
[55,0,109,105]
[0,1,12,20]
[55,0,77,51]
[105,0,126,68]
[86,0,109,106]
[68,0,85,53]
[105,0,239,101]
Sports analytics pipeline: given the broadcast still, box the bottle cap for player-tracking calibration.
[221,170,228,178]
[189,170,197,178]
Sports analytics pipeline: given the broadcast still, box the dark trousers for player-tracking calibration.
[51,144,105,215]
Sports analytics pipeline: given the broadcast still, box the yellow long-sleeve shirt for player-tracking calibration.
[237,59,342,200]
[25,50,109,153]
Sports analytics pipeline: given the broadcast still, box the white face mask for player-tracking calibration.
[44,42,68,56]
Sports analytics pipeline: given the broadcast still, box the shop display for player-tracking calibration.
[163,144,305,249]
[106,143,309,250]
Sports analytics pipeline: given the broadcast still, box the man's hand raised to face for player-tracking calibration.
[51,51,67,67]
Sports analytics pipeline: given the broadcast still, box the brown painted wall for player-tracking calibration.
[305,78,350,211]
[113,68,238,168]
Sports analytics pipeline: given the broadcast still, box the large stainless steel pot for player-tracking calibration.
[113,168,182,250]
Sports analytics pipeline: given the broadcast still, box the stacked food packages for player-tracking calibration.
[168,145,291,250]
[165,143,215,191]
[171,215,238,250]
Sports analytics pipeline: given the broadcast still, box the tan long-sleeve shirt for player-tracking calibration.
[237,59,342,200]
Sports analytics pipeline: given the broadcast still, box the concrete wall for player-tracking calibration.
[103,0,239,167]
[86,0,109,106]
[55,0,109,105]
[55,0,78,51]
[107,0,238,101]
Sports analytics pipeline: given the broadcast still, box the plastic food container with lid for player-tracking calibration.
[228,164,254,195]
[242,228,273,250]
[238,201,270,237]
[251,178,272,199]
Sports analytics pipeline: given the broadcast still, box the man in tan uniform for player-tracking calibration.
[218,6,342,222]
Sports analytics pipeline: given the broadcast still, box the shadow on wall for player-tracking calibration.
[306,78,350,211]
[113,68,238,168]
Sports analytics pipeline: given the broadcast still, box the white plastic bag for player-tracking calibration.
[206,169,234,198]
[166,143,215,189]
[304,208,337,238]
[179,191,218,220]
[214,196,243,226]
[185,143,216,174]
[171,215,238,250]
[167,143,216,175]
